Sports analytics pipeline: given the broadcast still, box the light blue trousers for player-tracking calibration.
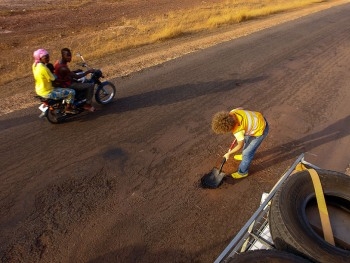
[238,120,269,175]
[46,88,75,104]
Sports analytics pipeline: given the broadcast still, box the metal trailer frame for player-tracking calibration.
[214,153,320,263]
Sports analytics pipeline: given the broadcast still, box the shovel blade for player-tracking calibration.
[201,168,226,189]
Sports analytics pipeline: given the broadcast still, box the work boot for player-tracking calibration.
[231,172,248,179]
[234,154,243,161]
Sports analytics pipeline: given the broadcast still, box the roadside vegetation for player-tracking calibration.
[98,0,324,53]
[1,0,325,86]
[70,0,324,58]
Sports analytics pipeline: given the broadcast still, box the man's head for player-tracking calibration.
[211,111,235,134]
[61,48,72,63]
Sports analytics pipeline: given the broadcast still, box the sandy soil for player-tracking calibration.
[0,1,349,263]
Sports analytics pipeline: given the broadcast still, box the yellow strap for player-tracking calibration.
[295,163,307,172]
[307,169,335,245]
[291,163,307,175]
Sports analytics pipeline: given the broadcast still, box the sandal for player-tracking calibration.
[65,105,78,114]
[83,104,95,112]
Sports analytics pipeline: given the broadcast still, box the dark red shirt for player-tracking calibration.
[54,60,72,88]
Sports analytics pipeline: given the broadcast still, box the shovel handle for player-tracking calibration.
[217,139,237,174]
[218,157,227,173]
[228,139,237,151]
[218,139,237,173]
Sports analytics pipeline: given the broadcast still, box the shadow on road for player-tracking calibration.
[256,115,350,169]
[0,76,267,130]
[113,76,267,113]
[2,79,349,175]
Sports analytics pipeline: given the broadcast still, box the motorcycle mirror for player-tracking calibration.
[76,52,86,63]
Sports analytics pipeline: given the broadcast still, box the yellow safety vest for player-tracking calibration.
[230,109,266,137]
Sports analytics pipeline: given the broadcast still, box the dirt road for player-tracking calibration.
[0,1,349,262]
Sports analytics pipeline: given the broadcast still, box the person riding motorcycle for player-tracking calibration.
[32,48,77,114]
[54,48,96,112]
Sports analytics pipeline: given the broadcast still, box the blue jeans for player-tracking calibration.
[238,120,269,174]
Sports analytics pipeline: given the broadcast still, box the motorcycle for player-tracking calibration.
[37,52,116,124]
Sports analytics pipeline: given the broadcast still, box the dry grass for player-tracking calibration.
[87,0,325,55]
[0,0,326,86]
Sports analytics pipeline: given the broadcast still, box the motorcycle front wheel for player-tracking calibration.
[95,81,116,104]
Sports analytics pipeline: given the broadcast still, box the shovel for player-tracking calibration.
[201,139,236,189]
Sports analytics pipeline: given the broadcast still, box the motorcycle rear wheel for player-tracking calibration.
[95,81,116,104]
[47,108,65,124]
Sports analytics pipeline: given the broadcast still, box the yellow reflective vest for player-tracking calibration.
[230,109,266,139]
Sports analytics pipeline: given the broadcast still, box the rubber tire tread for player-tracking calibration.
[269,169,350,263]
[46,109,61,124]
[226,249,312,263]
[95,81,116,105]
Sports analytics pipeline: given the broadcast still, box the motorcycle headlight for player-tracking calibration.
[93,70,103,78]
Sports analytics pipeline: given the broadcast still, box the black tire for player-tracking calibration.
[226,250,312,263]
[95,81,116,104]
[269,169,350,263]
[46,106,66,124]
